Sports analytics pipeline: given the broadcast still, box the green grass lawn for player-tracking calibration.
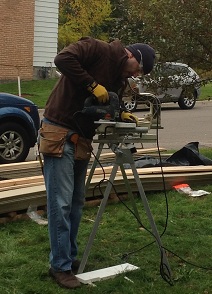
[200,82,212,101]
[0,79,211,108]
[0,79,58,108]
[0,147,212,294]
[0,186,211,294]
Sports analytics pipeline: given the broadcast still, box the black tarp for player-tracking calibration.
[124,142,212,169]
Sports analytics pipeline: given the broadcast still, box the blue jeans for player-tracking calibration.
[43,140,89,272]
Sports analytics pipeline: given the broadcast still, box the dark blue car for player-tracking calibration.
[0,93,40,164]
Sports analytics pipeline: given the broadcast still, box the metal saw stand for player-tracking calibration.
[78,126,172,281]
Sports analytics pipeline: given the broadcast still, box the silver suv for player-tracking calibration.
[123,62,201,111]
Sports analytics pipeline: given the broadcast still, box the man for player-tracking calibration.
[40,37,155,289]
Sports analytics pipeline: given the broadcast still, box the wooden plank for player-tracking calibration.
[0,161,43,179]
[91,147,167,159]
[0,176,43,189]
[87,165,212,178]
[0,185,46,200]
[130,165,212,175]
[0,166,212,193]
[0,182,45,192]
[76,263,139,284]
[0,161,42,172]
[0,185,47,214]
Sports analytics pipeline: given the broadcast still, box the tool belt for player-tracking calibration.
[38,122,93,160]
[75,136,93,160]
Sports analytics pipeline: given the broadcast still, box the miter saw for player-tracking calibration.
[82,92,120,121]
[82,91,144,153]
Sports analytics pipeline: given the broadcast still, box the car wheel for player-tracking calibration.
[178,91,197,109]
[0,122,30,164]
[122,95,138,112]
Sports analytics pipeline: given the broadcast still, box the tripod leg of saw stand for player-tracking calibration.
[130,162,172,279]
[119,163,142,226]
[78,163,119,274]
[85,142,104,192]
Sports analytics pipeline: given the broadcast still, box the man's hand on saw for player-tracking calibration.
[121,111,139,125]
[87,81,109,103]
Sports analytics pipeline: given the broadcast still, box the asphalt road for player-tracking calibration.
[151,101,212,150]
[144,100,212,150]
[26,100,212,161]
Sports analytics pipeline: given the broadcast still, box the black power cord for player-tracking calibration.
[120,82,212,272]
[73,90,212,285]
[73,102,174,285]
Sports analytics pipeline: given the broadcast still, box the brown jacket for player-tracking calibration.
[44,37,128,138]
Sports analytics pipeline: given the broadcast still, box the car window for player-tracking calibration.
[153,63,189,77]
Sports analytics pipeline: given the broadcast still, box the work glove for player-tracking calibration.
[121,111,139,125]
[87,81,109,103]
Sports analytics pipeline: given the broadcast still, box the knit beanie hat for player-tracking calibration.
[126,43,155,75]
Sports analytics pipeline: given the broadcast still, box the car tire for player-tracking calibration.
[0,122,30,164]
[178,90,197,109]
[123,95,138,112]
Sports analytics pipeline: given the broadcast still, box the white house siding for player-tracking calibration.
[33,0,59,68]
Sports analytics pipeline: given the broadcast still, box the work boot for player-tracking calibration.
[72,259,81,274]
[49,268,81,289]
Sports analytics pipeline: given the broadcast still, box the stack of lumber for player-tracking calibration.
[0,148,167,180]
[0,161,43,180]
[0,148,212,216]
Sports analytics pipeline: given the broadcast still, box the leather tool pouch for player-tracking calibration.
[39,122,69,157]
[75,137,93,161]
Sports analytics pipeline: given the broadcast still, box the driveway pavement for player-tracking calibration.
[143,100,212,150]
